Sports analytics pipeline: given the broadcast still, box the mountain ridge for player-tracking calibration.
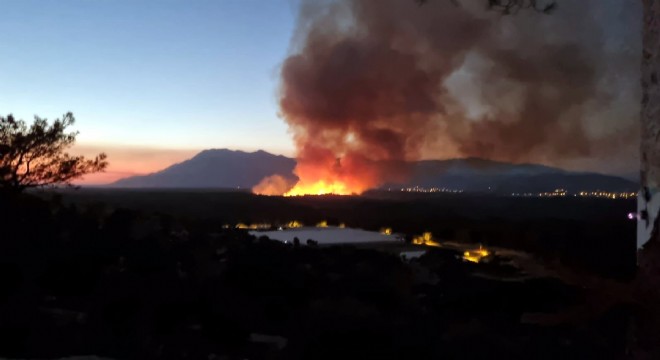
[110,149,637,193]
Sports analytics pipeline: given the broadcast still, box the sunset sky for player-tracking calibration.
[0,0,298,183]
[1,0,641,184]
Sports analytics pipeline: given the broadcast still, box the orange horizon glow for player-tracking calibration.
[71,144,199,185]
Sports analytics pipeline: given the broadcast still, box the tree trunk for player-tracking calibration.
[635,0,660,358]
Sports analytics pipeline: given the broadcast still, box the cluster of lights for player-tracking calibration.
[412,232,441,247]
[538,189,568,197]
[463,246,490,263]
[286,220,304,228]
[577,191,637,199]
[512,189,569,197]
[511,189,637,199]
[400,186,464,193]
[233,220,352,231]
[237,221,393,237]
[231,220,304,230]
[411,232,491,264]
[233,222,493,264]
[234,223,272,230]
[400,187,635,199]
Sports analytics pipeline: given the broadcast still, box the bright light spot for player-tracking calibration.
[286,220,303,228]
[462,245,490,263]
[412,232,441,247]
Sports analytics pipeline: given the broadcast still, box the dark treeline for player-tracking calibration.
[47,189,637,280]
[0,192,632,359]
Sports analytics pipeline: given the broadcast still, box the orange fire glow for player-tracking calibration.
[279,150,389,196]
[284,180,353,196]
[253,146,405,196]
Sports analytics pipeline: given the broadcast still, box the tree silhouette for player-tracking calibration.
[0,112,108,193]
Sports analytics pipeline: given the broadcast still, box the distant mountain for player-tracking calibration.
[111,149,638,193]
[404,158,637,193]
[112,149,296,189]
[618,171,640,183]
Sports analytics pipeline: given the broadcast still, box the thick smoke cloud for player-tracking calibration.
[267,0,639,194]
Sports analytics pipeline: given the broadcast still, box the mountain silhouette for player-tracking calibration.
[403,158,637,193]
[112,149,296,189]
[111,149,637,193]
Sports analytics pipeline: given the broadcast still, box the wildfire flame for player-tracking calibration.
[253,152,406,196]
[253,151,389,196]
[284,180,353,196]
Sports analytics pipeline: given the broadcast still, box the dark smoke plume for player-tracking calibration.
[271,0,639,193]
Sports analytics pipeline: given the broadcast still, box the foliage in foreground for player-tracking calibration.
[0,113,107,193]
[0,194,633,359]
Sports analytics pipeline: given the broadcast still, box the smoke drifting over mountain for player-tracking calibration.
[256,0,639,195]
